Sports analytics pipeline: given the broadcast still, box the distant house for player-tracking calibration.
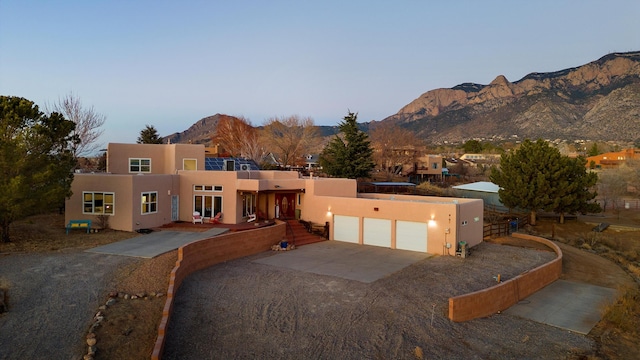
[586,148,640,169]
[408,154,444,183]
[452,181,502,208]
[65,143,483,255]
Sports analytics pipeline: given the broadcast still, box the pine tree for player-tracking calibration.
[320,111,374,179]
[137,125,163,144]
[549,156,601,223]
[0,96,78,242]
[490,139,601,225]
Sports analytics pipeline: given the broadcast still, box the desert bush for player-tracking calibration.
[601,285,640,333]
[580,231,601,247]
[627,263,640,280]
[416,182,445,196]
[96,214,110,230]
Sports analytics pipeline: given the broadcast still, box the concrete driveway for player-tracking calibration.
[254,241,431,283]
[505,279,617,334]
[86,228,228,258]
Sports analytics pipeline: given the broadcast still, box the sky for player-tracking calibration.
[1,1,639,145]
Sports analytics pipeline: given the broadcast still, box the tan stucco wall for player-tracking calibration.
[66,174,179,232]
[177,171,240,223]
[107,143,205,174]
[298,189,483,255]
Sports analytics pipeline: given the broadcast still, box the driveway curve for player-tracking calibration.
[162,242,593,359]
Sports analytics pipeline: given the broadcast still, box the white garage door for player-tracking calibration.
[363,218,392,248]
[333,215,359,243]
[396,221,428,252]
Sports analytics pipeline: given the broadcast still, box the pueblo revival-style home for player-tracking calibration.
[65,143,483,255]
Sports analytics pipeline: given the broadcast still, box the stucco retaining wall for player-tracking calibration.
[448,233,562,322]
[152,222,286,359]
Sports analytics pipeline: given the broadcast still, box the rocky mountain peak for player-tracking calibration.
[383,51,640,144]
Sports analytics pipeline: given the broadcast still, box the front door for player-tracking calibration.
[275,193,296,219]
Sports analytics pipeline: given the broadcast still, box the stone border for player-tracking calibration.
[448,233,562,322]
[151,221,286,359]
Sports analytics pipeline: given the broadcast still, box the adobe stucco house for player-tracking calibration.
[65,143,483,255]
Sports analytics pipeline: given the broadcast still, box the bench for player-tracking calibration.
[66,220,92,234]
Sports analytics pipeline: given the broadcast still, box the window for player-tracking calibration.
[432,162,438,169]
[141,192,158,214]
[194,185,223,192]
[183,159,197,170]
[130,158,151,173]
[194,195,222,218]
[83,192,115,215]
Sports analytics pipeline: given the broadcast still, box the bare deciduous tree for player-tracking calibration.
[369,124,422,179]
[262,115,319,168]
[212,115,266,162]
[597,169,629,211]
[46,92,105,158]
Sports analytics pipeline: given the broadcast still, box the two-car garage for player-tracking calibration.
[333,215,428,253]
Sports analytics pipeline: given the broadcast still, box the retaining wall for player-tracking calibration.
[448,233,562,322]
[151,222,286,359]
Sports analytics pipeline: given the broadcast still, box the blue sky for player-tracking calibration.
[1,1,639,145]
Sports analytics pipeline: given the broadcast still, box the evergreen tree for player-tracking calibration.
[587,143,600,157]
[137,125,163,144]
[548,156,601,223]
[0,96,78,242]
[462,139,483,153]
[320,111,374,179]
[490,139,599,225]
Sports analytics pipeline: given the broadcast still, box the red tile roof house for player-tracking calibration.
[65,143,483,255]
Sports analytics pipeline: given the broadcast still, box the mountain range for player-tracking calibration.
[166,51,640,146]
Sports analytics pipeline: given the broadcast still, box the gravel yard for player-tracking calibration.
[162,242,593,359]
[0,250,137,360]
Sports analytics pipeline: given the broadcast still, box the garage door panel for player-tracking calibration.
[363,218,391,247]
[396,221,427,252]
[334,215,359,243]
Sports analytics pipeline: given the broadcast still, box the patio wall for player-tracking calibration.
[448,233,562,322]
[152,222,286,359]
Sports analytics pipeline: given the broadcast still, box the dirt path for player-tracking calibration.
[162,242,594,359]
[557,242,636,288]
[0,250,137,360]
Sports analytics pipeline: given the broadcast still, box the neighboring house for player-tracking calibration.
[304,154,321,171]
[452,181,502,208]
[408,154,443,183]
[586,148,640,169]
[66,143,483,255]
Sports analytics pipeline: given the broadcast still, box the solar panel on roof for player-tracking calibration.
[205,158,260,171]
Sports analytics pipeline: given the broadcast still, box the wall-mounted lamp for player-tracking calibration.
[326,206,332,217]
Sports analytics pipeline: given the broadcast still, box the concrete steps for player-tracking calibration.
[283,219,327,246]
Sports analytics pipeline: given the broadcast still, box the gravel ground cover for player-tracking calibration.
[0,250,137,360]
[163,242,593,359]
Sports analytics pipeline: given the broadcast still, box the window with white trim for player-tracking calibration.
[83,192,115,215]
[141,192,158,214]
[129,158,151,173]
